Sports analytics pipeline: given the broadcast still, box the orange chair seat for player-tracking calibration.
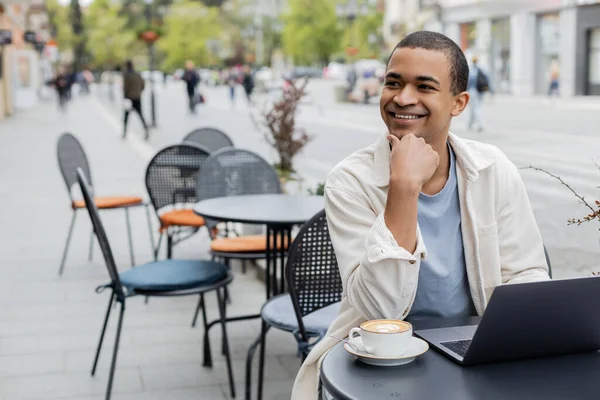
[159,209,206,230]
[210,235,289,253]
[73,196,143,209]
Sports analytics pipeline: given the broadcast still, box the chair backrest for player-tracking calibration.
[145,143,211,212]
[286,209,343,341]
[76,168,126,300]
[196,148,282,201]
[57,133,93,199]
[182,128,234,153]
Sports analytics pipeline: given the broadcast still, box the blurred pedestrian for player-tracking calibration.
[467,56,492,132]
[548,58,560,97]
[225,68,238,106]
[122,60,149,140]
[242,65,255,103]
[51,66,70,113]
[182,60,200,113]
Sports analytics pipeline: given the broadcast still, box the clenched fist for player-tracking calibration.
[388,134,439,190]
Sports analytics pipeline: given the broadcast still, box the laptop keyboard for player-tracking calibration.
[440,339,472,357]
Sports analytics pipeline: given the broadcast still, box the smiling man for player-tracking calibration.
[290,31,550,400]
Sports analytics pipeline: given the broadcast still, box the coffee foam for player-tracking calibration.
[362,320,410,333]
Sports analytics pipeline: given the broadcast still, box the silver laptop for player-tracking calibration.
[414,276,600,365]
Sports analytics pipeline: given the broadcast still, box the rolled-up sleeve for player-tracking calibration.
[325,186,427,320]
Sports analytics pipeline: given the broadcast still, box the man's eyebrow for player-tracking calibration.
[416,75,441,86]
[385,72,441,87]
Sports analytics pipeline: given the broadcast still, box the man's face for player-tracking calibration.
[380,47,468,143]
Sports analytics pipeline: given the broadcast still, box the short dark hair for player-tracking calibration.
[389,31,469,95]
[125,60,134,71]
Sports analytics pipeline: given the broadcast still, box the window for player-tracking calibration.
[588,28,600,85]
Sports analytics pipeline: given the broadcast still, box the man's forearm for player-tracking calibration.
[384,179,420,253]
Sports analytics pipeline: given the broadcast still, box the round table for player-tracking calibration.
[194,194,325,226]
[320,317,600,400]
[195,194,325,399]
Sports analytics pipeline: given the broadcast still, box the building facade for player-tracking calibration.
[0,0,49,120]
[384,0,600,96]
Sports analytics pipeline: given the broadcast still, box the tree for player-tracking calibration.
[70,0,87,70]
[85,0,135,69]
[341,8,384,60]
[282,0,341,65]
[157,0,223,71]
[45,0,73,52]
[261,15,283,67]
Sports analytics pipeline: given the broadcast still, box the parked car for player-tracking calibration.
[291,66,323,79]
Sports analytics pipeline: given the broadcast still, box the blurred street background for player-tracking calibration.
[0,0,600,399]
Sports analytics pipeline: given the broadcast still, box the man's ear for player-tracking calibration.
[451,91,470,117]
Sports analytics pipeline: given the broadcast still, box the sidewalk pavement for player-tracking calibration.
[0,97,301,399]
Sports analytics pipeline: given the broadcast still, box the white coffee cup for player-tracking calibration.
[348,319,413,357]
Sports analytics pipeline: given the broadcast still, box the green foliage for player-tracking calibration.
[307,182,325,196]
[282,0,341,65]
[157,0,223,71]
[340,8,384,60]
[45,0,73,52]
[85,0,135,68]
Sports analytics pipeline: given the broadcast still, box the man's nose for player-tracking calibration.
[393,86,418,107]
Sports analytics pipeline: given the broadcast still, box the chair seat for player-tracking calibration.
[119,259,228,292]
[261,293,340,334]
[210,235,288,253]
[72,196,143,209]
[160,209,206,230]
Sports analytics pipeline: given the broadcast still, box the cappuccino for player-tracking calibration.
[349,319,414,357]
[362,320,411,334]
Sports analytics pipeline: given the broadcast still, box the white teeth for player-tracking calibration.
[395,114,420,120]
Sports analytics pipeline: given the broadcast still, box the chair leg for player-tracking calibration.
[124,208,135,266]
[105,301,126,400]
[257,320,269,400]
[191,294,203,328]
[154,232,163,261]
[88,229,94,261]
[59,211,78,275]
[144,203,155,254]
[224,258,231,304]
[92,292,115,376]
[167,234,173,259]
[245,333,262,400]
[217,287,236,398]
[202,293,213,367]
[242,259,247,274]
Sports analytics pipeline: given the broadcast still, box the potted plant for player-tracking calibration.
[263,78,312,192]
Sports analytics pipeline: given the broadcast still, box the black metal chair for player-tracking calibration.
[250,209,342,400]
[76,168,235,400]
[145,143,211,259]
[190,148,284,327]
[182,127,234,153]
[57,133,153,275]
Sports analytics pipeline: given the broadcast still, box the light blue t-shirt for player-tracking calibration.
[407,144,475,321]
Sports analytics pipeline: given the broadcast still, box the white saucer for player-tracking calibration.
[344,336,429,367]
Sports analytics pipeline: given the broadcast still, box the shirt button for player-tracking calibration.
[409,260,416,265]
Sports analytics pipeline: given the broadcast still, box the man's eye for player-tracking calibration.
[419,84,434,90]
[385,81,400,87]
